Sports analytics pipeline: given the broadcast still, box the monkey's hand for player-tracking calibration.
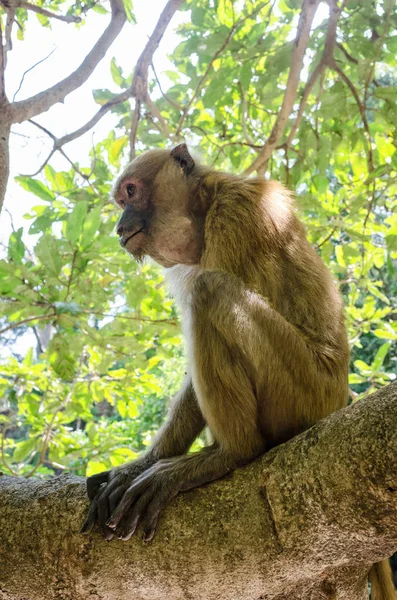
[105,459,180,542]
[80,455,156,540]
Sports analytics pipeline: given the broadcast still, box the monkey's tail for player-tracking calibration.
[369,560,397,600]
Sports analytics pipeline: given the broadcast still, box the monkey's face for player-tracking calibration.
[114,145,203,268]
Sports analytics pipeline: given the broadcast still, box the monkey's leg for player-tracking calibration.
[81,378,205,539]
[106,272,272,541]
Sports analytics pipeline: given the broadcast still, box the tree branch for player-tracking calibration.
[1,382,397,599]
[0,312,57,335]
[18,0,81,23]
[131,0,183,95]
[244,0,324,175]
[0,18,6,101]
[129,97,141,161]
[336,41,358,65]
[284,0,343,149]
[13,0,184,173]
[10,0,126,124]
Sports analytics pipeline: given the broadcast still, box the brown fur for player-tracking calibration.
[83,144,350,542]
[370,560,397,600]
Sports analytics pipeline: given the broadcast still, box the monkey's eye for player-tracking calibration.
[126,184,136,198]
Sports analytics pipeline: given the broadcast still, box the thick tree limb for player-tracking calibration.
[1,382,396,600]
[10,0,127,124]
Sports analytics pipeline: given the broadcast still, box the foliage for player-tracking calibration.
[0,0,396,477]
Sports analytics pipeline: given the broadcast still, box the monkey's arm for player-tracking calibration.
[81,378,205,539]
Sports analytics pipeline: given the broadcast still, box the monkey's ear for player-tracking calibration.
[170,143,195,175]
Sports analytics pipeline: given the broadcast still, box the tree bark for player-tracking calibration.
[0,105,10,212]
[1,382,396,600]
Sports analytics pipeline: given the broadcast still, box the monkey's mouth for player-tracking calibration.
[121,228,145,247]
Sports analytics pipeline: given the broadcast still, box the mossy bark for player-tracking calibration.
[1,382,396,600]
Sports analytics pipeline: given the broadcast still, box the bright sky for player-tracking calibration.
[0,0,185,244]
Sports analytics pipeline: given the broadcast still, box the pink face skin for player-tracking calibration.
[114,177,152,259]
[114,150,204,268]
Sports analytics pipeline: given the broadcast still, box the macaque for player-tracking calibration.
[81,143,349,543]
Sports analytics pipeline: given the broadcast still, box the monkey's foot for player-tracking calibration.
[80,456,155,540]
[106,459,180,542]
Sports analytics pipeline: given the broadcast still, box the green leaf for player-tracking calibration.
[240,63,252,90]
[92,88,114,105]
[8,228,25,263]
[66,201,89,244]
[81,206,102,247]
[13,438,38,463]
[123,0,136,23]
[110,57,124,87]
[34,234,62,277]
[371,343,391,370]
[29,215,52,234]
[374,86,397,101]
[109,136,128,166]
[48,335,76,380]
[15,177,55,202]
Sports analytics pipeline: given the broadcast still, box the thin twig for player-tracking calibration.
[315,226,338,250]
[0,312,57,335]
[336,42,358,65]
[13,48,56,102]
[25,399,67,478]
[363,2,392,108]
[18,0,81,23]
[151,62,182,111]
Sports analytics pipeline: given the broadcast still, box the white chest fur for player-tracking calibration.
[164,265,201,311]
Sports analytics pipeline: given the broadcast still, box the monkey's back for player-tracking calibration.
[198,176,349,439]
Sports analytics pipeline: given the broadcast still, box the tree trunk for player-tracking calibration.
[0,382,396,600]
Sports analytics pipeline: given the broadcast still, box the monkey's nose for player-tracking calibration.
[116,223,124,236]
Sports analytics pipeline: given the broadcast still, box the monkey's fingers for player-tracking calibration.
[111,491,153,541]
[80,496,99,534]
[86,471,110,500]
[141,495,170,543]
[106,471,152,530]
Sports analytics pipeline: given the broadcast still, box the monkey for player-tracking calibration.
[81,143,350,544]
